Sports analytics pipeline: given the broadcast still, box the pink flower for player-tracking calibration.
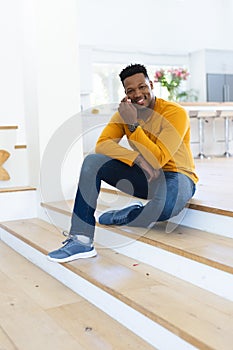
[154,67,190,100]
[154,69,165,82]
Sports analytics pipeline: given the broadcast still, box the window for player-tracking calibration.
[90,63,189,106]
[90,64,124,106]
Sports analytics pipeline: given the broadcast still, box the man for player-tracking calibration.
[48,63,198,263]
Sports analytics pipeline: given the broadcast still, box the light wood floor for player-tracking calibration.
[190,156,233,216]
[0,241,155,350]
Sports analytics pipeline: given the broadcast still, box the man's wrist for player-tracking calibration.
[134,154,143,165]
[127,122,139,132]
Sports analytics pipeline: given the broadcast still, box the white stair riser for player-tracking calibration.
[172,208,233,238]
[0,190,37,221]
[41,201,233,238]
[0,129,17,150]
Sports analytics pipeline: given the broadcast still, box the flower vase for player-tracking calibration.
[167,88,176,101]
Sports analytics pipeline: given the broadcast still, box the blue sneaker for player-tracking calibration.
[47,235,97,263]
[98,201,143,226]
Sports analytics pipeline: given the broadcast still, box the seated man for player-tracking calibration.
[48,63,198,263]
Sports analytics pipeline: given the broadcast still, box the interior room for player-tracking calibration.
[0,1,233,349]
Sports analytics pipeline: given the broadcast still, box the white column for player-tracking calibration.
[23,0,83,202]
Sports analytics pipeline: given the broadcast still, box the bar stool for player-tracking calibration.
[196,110,218,159]
[188,109,198,143]
[188,110,198,119]
[217,110,233,157]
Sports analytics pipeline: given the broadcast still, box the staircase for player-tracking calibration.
[0,155,233,349]
[0,125,37,222]
[0,125,29,188]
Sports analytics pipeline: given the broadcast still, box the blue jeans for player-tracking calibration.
[70,154,196,242]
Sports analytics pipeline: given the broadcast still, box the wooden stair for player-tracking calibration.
[1,157,233,349]
[41,196,233,275]
[188,157,233,217]
[0,186,36,193]
[1,218,233,350]
[0,124,29,189]
[0,240,154,350]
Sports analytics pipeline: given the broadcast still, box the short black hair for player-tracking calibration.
[119,63,150,85]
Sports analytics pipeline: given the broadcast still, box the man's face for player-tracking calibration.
[123,73,154,109]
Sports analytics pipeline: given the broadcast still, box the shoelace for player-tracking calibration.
[62,230,92,248]
[113,204,142,225]
[62,230,69,237]
[114,213,128,225]
[62,231,75,245]
[62,238,73,245]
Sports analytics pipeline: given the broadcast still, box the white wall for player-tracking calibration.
[0,0,83,206]
[0,1,25,139]
[28,0,83,203]
[78,0,233,54]
[1,0,233,194]
[78,0,233,102]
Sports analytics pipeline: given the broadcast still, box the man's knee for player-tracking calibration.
[157,195,188,222]
[82,153,109,173]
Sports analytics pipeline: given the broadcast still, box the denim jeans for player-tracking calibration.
[70,154,196,242]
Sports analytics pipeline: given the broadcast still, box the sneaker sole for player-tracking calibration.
[47,248,97,263]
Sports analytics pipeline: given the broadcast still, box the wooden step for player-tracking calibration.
[190,157,233,217]
[1,218,233,349]
[104,157,233,217]
[100,219,233,275]
[0,125,18,130]
[99,185,233,218]
[0,240,155,350]
[41,198,233,275]
[93,157,233,217]
[14,144,27,149]
[0,186,36,194]
[40,156,233,219]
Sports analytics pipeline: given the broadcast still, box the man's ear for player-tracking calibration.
[149,80,154,89]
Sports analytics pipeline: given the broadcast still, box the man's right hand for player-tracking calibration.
[118,97,138,125]
[135,155,160,182]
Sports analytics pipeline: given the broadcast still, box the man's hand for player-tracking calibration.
[118,97,137,124]
[135,155,160,182]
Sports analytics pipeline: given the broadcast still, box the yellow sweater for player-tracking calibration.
[95,98,198,184]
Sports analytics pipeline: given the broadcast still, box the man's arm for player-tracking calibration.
[134,154,160,182]
[95,112,140,167]
[128,107,189,169]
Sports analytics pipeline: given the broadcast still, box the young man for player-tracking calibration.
[48,63,198,263]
